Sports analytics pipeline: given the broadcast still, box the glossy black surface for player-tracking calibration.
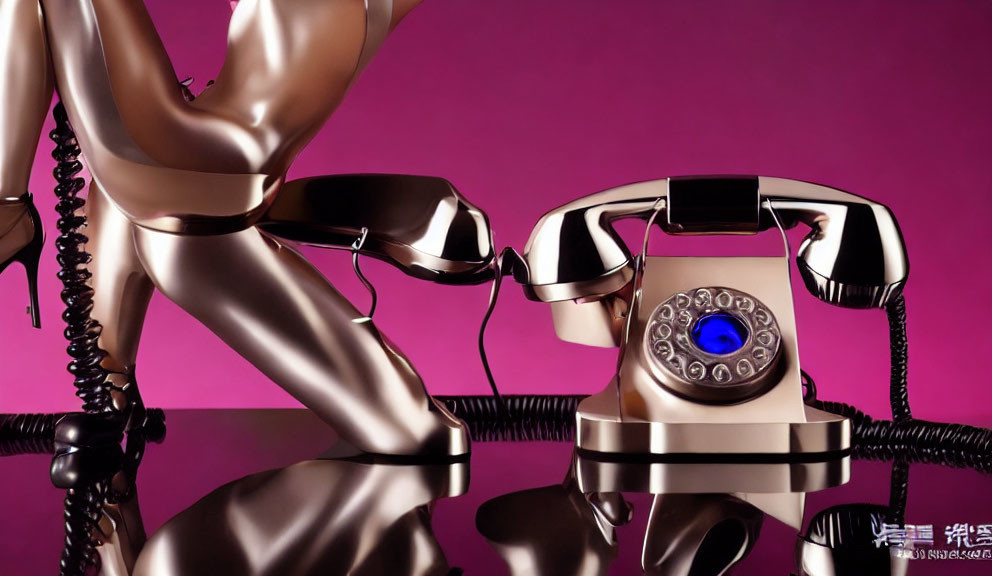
[1,409,990,575]
[667,175,760,234]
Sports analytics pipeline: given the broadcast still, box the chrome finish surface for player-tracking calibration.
[476,465,623,576]
[575,455,850,495]
[796,537,909,576]
[761,177,909,309]
[0,0,478,456]
[577,388,850,456]
[618,256,807,425]
[36,0,409,233]
[131,217,468,457]
[96,487,147,576]
[518,176,908,309]
[477,446,843,576]
[86,184,154,372]
[645,287,782,404]
[575,257,850,458]
[0,0,53,203]
[5,410,980,574]
[549,294,629,348]
[259,174,495,284]
[514,174,906,459]
[39,0,280,235]
[795,503,910,576]
[641,493,763,575]
[133,457,467,576]
[520,179,664,301]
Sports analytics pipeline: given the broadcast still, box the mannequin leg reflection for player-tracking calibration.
[131,221,467,457]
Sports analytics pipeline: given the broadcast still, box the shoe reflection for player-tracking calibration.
[131,456,468,576]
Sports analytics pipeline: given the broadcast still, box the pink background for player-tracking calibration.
[0,0,989,426]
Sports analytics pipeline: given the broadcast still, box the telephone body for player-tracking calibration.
[515,176,908,458]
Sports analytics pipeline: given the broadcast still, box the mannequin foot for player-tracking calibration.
[338,397,470,462]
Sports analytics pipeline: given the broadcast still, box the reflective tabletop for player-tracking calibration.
[1,409,990,575]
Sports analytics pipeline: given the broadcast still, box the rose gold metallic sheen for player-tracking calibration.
[129,458,467,576]
[86,184,154,372]
[0,0,53,201]
[1,0,477,456]
[130,219,467,456]
[514,176,906,458]
[477,467,622,576]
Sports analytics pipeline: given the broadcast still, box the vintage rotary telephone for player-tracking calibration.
[507,175,908,459]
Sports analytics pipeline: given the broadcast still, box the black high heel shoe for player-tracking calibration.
[0,192,43,328]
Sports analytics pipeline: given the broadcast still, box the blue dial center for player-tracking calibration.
[691,313,749,355]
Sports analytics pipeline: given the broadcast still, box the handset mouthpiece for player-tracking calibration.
[759,177,908,309]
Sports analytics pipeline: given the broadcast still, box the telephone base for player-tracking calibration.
[574,455,850,495]
[575,391,850,460]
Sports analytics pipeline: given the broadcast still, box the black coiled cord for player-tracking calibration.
[806,394,992,473]
[803,295,992,474]
[1,410,166,576]
[438,395,583,442]
[50,102,113,415]
[887,459,909,527]
[886,295,911,423]
[60,480,108,576]
[46,81,193,575]
[0,413,59,456]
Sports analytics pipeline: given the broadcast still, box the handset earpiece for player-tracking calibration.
[760,177,908,309]
[519,179,668,302]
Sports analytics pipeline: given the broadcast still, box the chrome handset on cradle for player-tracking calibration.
[513,175,908,459]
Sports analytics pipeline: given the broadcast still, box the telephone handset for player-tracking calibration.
[517,175,907,307]
[260,174,496,285]
[512,176,908,459]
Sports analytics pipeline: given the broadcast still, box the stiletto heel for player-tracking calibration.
[22,196,43,329]
[20,236,43,329]
[0,192,44,328]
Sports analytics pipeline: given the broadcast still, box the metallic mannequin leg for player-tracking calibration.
[131,220,468,457]
[86,183,155,372]
[0,0,53,200]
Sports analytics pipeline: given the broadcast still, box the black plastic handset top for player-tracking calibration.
[666,175,761,234]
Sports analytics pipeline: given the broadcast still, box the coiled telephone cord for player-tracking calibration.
[50,102,114,415]
[0,410,165,576]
